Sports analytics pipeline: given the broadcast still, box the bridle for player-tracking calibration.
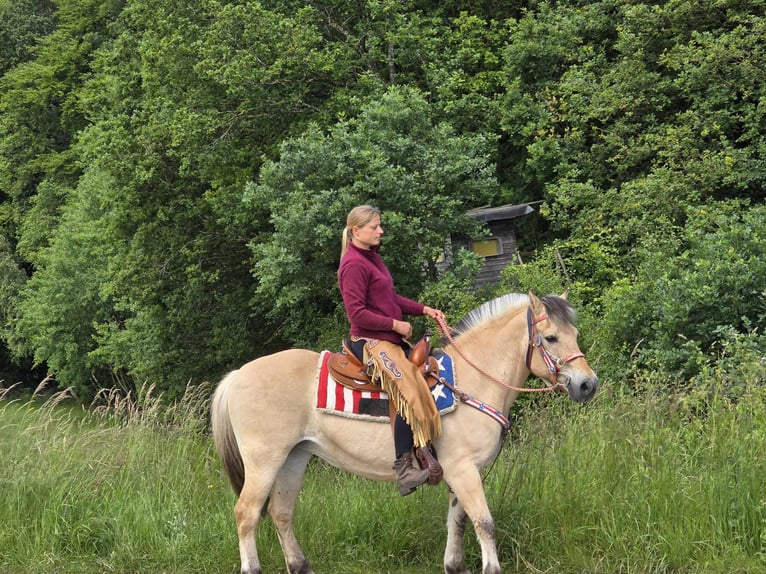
[524,307,585,388]
[434,307,585,394]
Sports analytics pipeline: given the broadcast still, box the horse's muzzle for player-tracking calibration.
[561,373,599,403]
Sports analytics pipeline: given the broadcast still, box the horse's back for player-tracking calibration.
[237,348,320,379]
[224,348,320,427]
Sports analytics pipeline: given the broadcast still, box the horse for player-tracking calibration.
[211,291,598,574]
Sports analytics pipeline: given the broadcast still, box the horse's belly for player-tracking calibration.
[305,416,396,482]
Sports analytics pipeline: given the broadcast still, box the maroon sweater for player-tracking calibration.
[338,243,424,344]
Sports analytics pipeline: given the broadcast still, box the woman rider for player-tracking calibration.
[338,205,445,496]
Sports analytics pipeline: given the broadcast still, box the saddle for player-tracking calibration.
[326,335,444,486]
[327,336,440,391]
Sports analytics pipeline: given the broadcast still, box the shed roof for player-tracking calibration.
[465,203,535,222]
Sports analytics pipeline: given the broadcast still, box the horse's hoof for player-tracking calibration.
[288,559,313,574]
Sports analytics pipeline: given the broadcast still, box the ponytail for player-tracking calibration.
[340,226,352,260]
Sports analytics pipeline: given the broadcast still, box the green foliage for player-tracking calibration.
[4,0,364,394]
[419,249,483,328]
[677,326,766,417]
[0,235,27,380]
[498,237,622,306]
[0,0,765,395]
[490,0,766,388]
[0,235,24,333]
[425,13,507,135]
[0,0,56,73]
[11,169,121,390]
[0,0,121,244]
[597,201,766,379]
[503,0,766,253]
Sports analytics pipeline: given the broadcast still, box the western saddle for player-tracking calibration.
[327,336,440,392]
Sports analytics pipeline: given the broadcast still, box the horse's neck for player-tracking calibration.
[446,310,529,410]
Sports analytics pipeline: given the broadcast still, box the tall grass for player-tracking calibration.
[0,382,236,574]
[484,382,766,574]
[1,370,765,573]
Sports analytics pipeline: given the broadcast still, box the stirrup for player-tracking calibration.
[414,445,443,486]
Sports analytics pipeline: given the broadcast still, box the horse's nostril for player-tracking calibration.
[581,378,599,396]
[581,378,598,395]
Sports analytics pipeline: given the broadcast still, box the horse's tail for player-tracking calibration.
[211,370,245,496]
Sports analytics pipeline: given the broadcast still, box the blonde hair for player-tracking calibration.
[340,205,381,260]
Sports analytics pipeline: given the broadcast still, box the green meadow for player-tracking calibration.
[1,378,765,574]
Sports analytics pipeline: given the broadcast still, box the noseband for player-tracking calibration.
[524,307,585,387]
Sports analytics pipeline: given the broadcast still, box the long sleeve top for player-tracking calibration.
[338,243,424,344]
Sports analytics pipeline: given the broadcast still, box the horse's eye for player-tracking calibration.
[544,335,558,344]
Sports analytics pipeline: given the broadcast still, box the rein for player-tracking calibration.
[431,307,585,431]
[434,310,572,394]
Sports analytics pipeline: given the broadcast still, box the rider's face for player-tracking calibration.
[352,215,384,250]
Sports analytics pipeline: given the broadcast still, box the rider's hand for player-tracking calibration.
[423,306,446,324]
[392,319,413,339]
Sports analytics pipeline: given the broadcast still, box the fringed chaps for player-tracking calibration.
[364,339,442,448]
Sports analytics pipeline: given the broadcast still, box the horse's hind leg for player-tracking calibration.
[234,474,270,574]
[267,446,314,574]
[234,445,297,574]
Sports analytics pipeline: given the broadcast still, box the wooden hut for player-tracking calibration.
[441,203,534,287]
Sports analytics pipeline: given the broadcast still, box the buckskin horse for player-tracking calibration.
[211,291,598,574]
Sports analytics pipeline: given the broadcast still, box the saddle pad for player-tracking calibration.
[316,350,457,422]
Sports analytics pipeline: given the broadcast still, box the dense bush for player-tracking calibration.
[596,202,766,380]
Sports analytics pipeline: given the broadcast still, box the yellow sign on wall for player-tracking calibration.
[471,238,501,257]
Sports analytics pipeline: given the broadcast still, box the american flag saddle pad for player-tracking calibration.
[315,349,458,421]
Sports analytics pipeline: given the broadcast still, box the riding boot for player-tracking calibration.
[393,451,429,496]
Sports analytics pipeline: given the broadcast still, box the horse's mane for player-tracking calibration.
[449,293,529,338]
[448,293,575,339]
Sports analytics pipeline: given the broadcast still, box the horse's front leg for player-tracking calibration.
[445,467,502,574]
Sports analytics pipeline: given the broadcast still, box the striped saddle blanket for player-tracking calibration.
[315,349,457,421]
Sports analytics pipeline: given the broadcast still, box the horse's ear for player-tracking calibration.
[528,290,545,314]
[560,289,569,300]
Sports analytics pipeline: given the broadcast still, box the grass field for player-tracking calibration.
[1,376,765,574]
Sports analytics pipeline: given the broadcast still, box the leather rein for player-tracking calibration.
[431,307,585,430]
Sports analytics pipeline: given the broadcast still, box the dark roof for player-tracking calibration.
[465,203,535,222]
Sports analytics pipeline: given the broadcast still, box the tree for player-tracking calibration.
[596,201,766,379]
[9,0,363,395]
[0,0,124,387]
[5,0,765,395]
[0,0,124,259]
[246,86,497,347]
[0,0,56,74]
